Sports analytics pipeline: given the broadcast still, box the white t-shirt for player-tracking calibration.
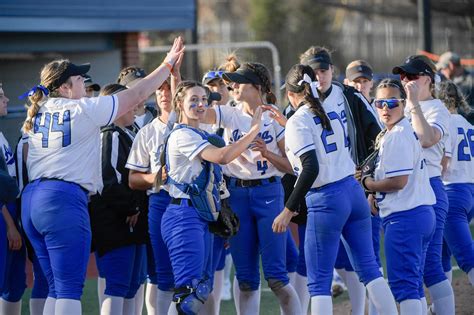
[214,104,285,179]
[0,132,16,177]
[165,127,211,199]
[285,104,355,188]
[374,118,435,218]
[27,95,118,193]
[126,118,171,194]
[405,99,450,178]
[442,114,474,184]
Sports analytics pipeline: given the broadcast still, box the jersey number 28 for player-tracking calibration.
[34,111,71,148]
[457,127,474,161]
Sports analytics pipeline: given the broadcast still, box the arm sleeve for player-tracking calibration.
[80,95,119,127]
[285,150,318,212]
[176,129,211,161]
[381,134,415,178]
[126,128,151,172]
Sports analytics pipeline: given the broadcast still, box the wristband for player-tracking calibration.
[409,104,421,113]
[162,62,173,72]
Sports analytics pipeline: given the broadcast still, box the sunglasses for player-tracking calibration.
[203,71,224,81]
[374,99,404,109]
[400,73,420,81]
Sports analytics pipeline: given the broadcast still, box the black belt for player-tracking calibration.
[233,176,277,188]
[170,198,192,206]
[38,178,88,194]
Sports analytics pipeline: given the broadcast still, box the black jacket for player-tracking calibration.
[89,125,148,256]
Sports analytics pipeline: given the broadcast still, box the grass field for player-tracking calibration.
[19,225,473,314]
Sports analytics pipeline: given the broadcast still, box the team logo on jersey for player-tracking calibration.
[2,144,14,165]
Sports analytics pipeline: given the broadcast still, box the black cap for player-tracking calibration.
[83,74,101,91]
[392,57,435,79]
[118,67,147,87]
[208,91,222,104]
[301,51,332,70]
[222,66,263,86]
[346,63,373,81]
[49,62,90,91]
[202,70,224,86]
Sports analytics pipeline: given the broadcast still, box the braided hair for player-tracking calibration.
[242,62,277,105]
[285,64,331,130]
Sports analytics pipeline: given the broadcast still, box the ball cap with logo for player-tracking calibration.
[392,56,435,79]
[346,60,373,81]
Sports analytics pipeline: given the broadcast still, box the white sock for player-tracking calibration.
[420,297,427,314]
[288,272,296,287]
[55,299,81,315]
[97,277,106,309]
[123,297,135,315]
[445,269,453,283]
[156,289,173,315]
[167,302,179,315]
[274,284,302,315]
[468,269,474,286]
[400,299,421,315]
[233,276,240,315]
[428,280,455,315]
[344,271,366,315]
[134,284,145,315]
[336,269,348,284]
[239,289,260,315]
[213,270,224,314]
[43,297,56,315]
[223,254,233,285]
[29,298,46,315]
[145,283,157,315]
[0,299,21,315]
[294,273,310,314]
[311,295,332,315]
[101,295,124,315]
[366,277,397,315]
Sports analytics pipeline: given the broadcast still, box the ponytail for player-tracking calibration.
[22,89,46,132]
[302,84,331,130]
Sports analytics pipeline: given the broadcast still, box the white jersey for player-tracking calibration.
[0,132,15,177]
[374,118,435,218]
[214,104,285,179]
[405,99,450,178]
[27,95,118,193]
[165,127,210,199]
[285,104,355,188]
[442,114,474,184]
[126,118,171,194]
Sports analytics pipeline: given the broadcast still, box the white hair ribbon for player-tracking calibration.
[297,73,320,99]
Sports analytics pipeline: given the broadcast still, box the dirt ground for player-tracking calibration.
[333,274,474,315]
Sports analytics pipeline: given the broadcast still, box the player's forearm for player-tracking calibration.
[408,102,440,148]
[365,175,408,192]
[263,151,293,174]
[1,206,16,230]
[128,171,155,190]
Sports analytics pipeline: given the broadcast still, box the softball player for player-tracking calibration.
[160,80,263,314]
[20,37,183,315]
[362,79,436,314]
[201,62,301,315]
[437,81,474,285]
[392,55,455,314]
[126,79,176,315]
[273,64,397,315]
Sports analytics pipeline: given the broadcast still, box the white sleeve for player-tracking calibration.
[425,104,450,137]
[176,129,211,161]
[79,95,118,127]
[126,128,151,172]
[214,105,235,129]
[381,134,414,178]
[285,115,315,158]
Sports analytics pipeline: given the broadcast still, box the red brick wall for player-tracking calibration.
[116,32,140,68]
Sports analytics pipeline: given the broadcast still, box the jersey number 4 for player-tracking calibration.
[457,127,474,161]
[313,111,349,154]
[34,111,71,148]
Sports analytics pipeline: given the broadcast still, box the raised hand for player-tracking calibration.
[250,106,263,132]
[262,105,287,127]
[164,36,185,68]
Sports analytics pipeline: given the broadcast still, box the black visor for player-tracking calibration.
[49,63,90,91]
[222,68,263,86]
[301,53,332,70]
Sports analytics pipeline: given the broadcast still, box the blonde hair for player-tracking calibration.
[437,81,472,115]
[22,60,72,132]
[218,53,241,73]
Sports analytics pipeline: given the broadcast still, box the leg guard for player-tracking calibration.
[174,278,211,315]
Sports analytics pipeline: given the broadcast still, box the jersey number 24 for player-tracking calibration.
[34,111,71,148]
